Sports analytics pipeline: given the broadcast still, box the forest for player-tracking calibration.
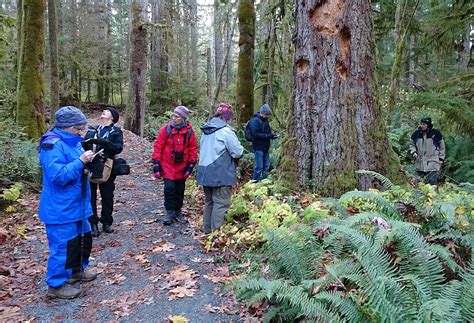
[0,0,473,321]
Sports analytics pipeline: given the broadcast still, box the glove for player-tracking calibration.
[154,171,162,179]
[271,133,279,139]
[152,160,162,174]
[412,152,418,159]
[183,162,195,178]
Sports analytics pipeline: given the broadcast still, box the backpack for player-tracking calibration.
[244,119,254,142]
[166,124,193,143]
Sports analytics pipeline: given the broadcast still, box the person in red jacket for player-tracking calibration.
[152,106,198,225]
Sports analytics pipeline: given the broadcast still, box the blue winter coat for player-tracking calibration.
[196,118,244,187]
[249,112,273,152]
[38,128,92,224]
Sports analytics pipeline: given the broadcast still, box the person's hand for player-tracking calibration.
[80,150,94,163]
[439,159,444,166]
[152,160,162,177]
[412,152,418,159]
[271,133,279,139]
[183,162,195,179]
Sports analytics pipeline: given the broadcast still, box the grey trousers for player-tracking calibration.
[203,186,232,234]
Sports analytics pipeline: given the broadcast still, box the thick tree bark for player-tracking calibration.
[16,0,47,139]
[125,0,147,137]
[237,0,255,124]
[459,24,471,71]
[47,0,60,118]
[280,0,401,196]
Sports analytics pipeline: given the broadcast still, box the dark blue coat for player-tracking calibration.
[249,112,273,152]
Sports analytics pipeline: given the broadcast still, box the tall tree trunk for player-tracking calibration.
[150,0,169,112]
[125,0,147,137]
[189,0,198,77]
[69,0,79,103]
[16,0,23,80]
[16,0,47,139]
[386,0,419,123]
[280,0,401,196]
[407,34,415,88]
[207,46,212,101]
[237,0,255,124]
[265,19,276,107]
[214,0,223,88]
[103,0,112,103]
[47,0,59,118]
[213,10,238,107]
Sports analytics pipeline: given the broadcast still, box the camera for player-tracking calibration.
[172,151,184,163]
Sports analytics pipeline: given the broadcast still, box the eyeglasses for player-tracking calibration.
[72,126,86,132]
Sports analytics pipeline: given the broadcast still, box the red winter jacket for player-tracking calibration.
[152,122,198,180]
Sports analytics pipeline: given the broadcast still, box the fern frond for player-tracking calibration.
[356,170,397,190]
[340,191,401,219]
[313,290,368,322]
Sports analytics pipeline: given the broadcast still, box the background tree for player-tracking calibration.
[47,0,59,117]
[125,0,147,137]
[236,0,255,124]
[280,0,401,196]
[16,0,47,139]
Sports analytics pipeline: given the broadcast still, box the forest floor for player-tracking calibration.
[0,115,245,322]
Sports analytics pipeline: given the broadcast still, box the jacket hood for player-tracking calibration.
[200,117,227,135]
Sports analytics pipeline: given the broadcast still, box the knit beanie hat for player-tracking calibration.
[259,103,272,115]
[106,107,119,123]
[173,106,190,121]
[216,103,234,122]
[420,116,433,128]
[55,106,87,129]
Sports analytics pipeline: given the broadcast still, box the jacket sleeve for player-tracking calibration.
[438,139,446,161]
[188,128,198,163]
[41,145,84,187]
[224,128,244,159]
[409,131,418,155]
[101,128,124,155]
[152,125,167,161]
[250,118,273,139]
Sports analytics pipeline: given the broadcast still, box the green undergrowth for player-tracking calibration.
[219,173,473,322]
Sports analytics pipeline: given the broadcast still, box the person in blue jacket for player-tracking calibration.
[38,106,97,299]
[248,104,278,181]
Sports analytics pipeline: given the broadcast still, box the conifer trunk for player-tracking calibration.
[16,0,47,139]
[47,0,60,118]
[237,0,255,124]
[125,0,147,137]
[280,0,401,196]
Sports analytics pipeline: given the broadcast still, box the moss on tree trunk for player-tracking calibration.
[16,0,46,139]
[237,0,255,124]
[125,0,147,137]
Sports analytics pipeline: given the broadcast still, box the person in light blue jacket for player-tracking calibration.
[38,106,97,299]
[196,103,244,234]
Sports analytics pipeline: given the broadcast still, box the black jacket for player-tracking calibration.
[83,125,124,159]
[249,113,273,152]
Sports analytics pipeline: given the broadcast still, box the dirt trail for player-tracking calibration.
[1,125,240,321]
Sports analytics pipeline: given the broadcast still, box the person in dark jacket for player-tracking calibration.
[82,107,124,236]
[38,106,97,299]
[248,104,278,181]
[409,116,445,185]
[152,106,198,225]
[197,103,244,233]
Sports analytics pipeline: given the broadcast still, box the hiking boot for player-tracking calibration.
[103,224,114,233]
[91,224,100,237]
[174,210,188,224]
[163,210,175,225]
[68,269,98,284]
[47,284,81,299]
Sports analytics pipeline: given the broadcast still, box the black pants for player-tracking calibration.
[89,175,116,226]
[164,179,185,212]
